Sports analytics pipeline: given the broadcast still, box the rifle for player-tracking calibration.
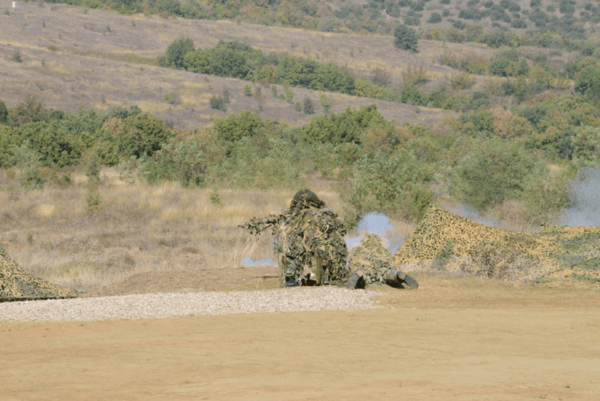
[238,211,291,236]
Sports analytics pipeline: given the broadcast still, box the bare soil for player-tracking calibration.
[2,272,599,400]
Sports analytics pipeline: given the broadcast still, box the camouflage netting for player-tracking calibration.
[0,244,79,302]
[349,233,393,285]
[392,205,600,282]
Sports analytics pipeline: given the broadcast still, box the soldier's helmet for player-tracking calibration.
[290,189,325,212]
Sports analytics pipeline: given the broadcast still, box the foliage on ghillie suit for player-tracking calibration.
[347,233,418,289]
[0,244,79,302]
[240,190,350,287]
[393,204,600,282]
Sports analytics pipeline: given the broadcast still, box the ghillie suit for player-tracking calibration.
[346,233,418,289]
[1,244,79,302]
[240,190,350,287]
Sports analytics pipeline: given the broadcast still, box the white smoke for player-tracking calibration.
[558,166,600,226]
[241,257,276,267]
[443,203,500,228]
[345,212,407,254]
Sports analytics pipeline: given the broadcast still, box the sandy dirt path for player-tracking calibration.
[2,276,600,400]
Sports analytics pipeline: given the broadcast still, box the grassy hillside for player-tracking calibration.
[1,2,468,128]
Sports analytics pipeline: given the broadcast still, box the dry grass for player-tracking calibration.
[0,2,470,129]
[0,167,357,293]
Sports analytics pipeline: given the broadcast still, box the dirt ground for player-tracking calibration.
[1,272,599,400]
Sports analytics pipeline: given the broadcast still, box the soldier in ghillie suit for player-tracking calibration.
[240,189,350,287]
[345,233,418,290]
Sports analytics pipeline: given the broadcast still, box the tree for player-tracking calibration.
[303,97,315,115]
[575,66,600,103]
[119,114,172,158]
[0,100,8,124]
[164,36,195,69]
[393,25,419,53]
[428,12,442,23]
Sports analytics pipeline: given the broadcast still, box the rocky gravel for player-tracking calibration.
[0,287,383,323]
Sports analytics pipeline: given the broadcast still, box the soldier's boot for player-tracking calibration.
[396,271,419,289]
[285,274,298,287]
[345,270,366,289]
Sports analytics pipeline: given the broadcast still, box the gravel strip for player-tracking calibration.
[0,287,383,323]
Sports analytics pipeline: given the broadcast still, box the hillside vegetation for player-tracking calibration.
[1,1,600,289]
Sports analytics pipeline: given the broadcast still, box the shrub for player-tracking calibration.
[575,65,600,103]
[393,25,419,53]
[450,72,476,89]
[118,114,172,158]
[11,50,22,63]
[428,12,442,23]
[285,88,294,103]
[164,36,194,69]
[0,100,8,124]
[449,138,541,209]
[402,65,429,84]
[9,95,50,127]
[210,95,226,110]
[341,149,435,224]
[141,135,207,187]
[401,84,425,105]
[213,110,263,142]
[164,92,181,105]
[303,97,315,114]
[243,84,253,96]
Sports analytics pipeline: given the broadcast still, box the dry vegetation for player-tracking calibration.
[0,168,417,293]
[0,2,481,128]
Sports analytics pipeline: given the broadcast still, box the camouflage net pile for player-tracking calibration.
[349,233,393,285]
[0,244,78,302]
[392,205,600,282]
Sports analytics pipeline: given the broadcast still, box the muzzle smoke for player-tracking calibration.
[558,166,600,226]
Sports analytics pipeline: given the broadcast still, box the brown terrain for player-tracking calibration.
[0,2,481,129]
[2,272,600,400]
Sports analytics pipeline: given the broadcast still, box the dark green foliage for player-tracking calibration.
[302,97,315,115]
[141,135,207,187]
[575,65,600,102]
[118,114,172,158]
[103,105,141,122]
[393,25,419,53]
[428,12,442,23]
[213,110,263,142]
[0,100,8,124]
[163,36,194,69]
[210,95,226,110]
[9,95,50,127]
[183,41,357,97]
[511,19,527,28]
[14,121,83,167]
[401,84,425,105]
[298,105,385,145]
[342,149,435,224]
[449,138,542,209]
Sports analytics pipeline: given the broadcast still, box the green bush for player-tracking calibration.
[118,114,172,158]
[575,65,600,103]
[342,149,435,225]
[213,110,263,142]
[142,135,207,187]
[303,97,315,115]
[428,12,442,23]
[0,100,8,124]
[163,36,194,69]
[449,138,542,209]
[393,25,419,53]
